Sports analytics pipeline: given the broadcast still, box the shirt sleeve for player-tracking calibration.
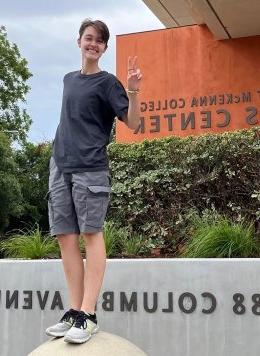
[107,80,129,121]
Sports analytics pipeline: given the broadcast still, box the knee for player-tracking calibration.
[82,231,103,245]
[57,233,79,250]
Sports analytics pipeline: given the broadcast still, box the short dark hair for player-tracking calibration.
[79,19,110,48]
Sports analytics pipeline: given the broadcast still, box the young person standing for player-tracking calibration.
[45,19,142,344]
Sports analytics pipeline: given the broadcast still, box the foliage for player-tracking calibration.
[103,221,127,257]
[78,236,86,255]
[2,128,259,258]
[121,233,147,257]
[0,131,22,231]
[0,225,60,259]
[0,26,32,143]
[108,128,260,247]
[181,211,259,258]
[10,141,52,231]
[103,221,149,257]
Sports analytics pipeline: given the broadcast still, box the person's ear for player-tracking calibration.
[77,38,81,48]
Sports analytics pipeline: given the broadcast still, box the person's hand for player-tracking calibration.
[127,56,142,91]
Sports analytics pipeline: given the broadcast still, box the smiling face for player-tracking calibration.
[77,25,107,63]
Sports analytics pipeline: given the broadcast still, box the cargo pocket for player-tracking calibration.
[86,185,111,228]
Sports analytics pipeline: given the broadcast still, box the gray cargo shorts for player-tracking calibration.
[47,157,111,236]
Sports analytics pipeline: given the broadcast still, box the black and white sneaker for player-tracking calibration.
[64,311,99,344]
[45,308,80,337]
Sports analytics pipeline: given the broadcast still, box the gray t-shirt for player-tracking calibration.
[52,70,129,173]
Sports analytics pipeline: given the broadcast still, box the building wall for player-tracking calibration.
[116,25,260,142]
[1,259,260,356]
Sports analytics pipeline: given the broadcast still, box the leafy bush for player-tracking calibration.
[182,212,259,258]
[0,225,60,259]
[2,128,259,258]
[103,221,127,257]
[103,221,151,258]
[121,233,148,257]
[108,128,260,245]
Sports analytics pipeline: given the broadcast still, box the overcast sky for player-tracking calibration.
[1,0,163,143]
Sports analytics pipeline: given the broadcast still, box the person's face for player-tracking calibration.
[77,26,107,62]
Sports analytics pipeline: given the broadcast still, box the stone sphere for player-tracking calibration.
[28,331,147,356]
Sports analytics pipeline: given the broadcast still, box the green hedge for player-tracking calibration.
[108,128,260,245]
[3,128,260,250]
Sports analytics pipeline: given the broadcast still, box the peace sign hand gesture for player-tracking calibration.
[127,56,142,92]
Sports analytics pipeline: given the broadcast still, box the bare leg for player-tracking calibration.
[81,231,106,313]
[57,233,84,310]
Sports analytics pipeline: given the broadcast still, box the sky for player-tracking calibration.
[0,0,164,143]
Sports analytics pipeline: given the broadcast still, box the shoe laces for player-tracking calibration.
[74,311,88,329]
[60,309,78,324]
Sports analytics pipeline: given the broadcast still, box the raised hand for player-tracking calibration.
[127,56,142,91]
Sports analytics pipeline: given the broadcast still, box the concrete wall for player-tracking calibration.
[1,258,260,356]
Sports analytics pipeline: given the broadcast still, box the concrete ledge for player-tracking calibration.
[2,258,260,356]
[28,331,147,356]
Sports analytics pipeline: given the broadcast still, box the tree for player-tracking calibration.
[12,141,52,232]
[0,26,32,143]
[0,132,22,232]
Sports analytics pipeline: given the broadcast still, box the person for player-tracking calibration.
[45,18,142,344]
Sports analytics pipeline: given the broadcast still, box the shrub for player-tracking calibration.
[0,225,60,259]
[3,128,259,258]
[182,212,259,258]
[108,128,260,245]
[121,233,147,257]
[103,221,127,257]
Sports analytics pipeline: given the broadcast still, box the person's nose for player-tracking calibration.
[89,39,98,46]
